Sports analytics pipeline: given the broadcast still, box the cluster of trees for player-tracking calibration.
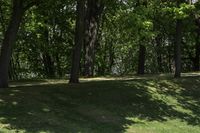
[0,0,199,88]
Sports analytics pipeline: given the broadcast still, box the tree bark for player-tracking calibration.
[0,0,24,88]
[42,28,55,78]
[174,20,183,78]
[0,2,6,34]
[194,18,200,71]
[137,44,146,75]
[42,53,55,78]
[84,0,104,77]
[69,0,86,83]
[9,55,18,80]
[56,53,62,77]
[194,34,200,71]
[155,36,163,73]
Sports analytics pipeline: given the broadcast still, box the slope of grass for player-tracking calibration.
[0,73,200,133]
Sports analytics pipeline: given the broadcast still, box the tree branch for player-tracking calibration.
[23,0,40,11]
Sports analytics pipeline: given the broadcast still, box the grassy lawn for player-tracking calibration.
[0,73,200,133]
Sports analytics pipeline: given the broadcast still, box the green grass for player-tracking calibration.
[0,73,200,133]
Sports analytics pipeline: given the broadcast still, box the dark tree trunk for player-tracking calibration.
[69,0,86,83]
[155,36,163,72]
[9,57,15,81]
[84,0,104,77]
[194,34,200,71]
[174,0,185,78]
[0,2,6,34]
[137,44,146,75]
[0,0,24,88]
[109,43,115,73]
[9,55,18,80]
[42,29,55,78]
[56,54,62,77]
[174,20,183,78]
[42,53,55,78]
[194,18,200,71]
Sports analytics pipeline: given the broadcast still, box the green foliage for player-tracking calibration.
[0,0,200,78]
[164,3,195,19]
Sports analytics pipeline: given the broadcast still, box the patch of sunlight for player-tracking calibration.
[12,101,18,106]
[187,100,199,106]
[126,117,146,124]
[0,129,27,133]
[0,118,10,128]
[11,90,20,92]
[148,85,176,105]
[10,80,67,88]
[182,72,200,77]
[133,79,196,116]
[80,76,146,82]
[174,104,194,115]
[147,81,157,86]
[9,93,15,96]
[44,79,67,84]
[0,117,6,121]
[38,131,52,133]
[27,112,34,116]
[153,93,192,115]
[125,81,145,88]
[125,119,200,133]
[159,80,183,92]
[80,77,124,82]
[42,108,51,112]
[0,124,10,129]
[57,96,68,101]
[12,129,26,133]
[146,82,194,115]
[147,85,157,92]
[0,99,4,103]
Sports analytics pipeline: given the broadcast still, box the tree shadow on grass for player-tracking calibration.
[0,75,200,132]
[159,76,200,125]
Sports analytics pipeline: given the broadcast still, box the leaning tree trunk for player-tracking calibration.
[0,0,24,88]
[69,0,86,83]
[174,19,183,78]
[84,0,104,77]
[137,44,146,75]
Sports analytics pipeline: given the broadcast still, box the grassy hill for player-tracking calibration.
[0,73,200,133]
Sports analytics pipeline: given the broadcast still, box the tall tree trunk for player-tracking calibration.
[194,18,200,71]
[155,36,163,73]
[109,43,114,73]
[84,0,104,77]
[42,53,55,78]
[194,33,200,71]
[0,0,24,88]
[137,1,147,75]
[56,53,62,77]
[0,2,6,34]
[69,0,86,83]
[42,29,55,78]
[174,19,183,78]
[9,55,18,80]
[137,44,146,75]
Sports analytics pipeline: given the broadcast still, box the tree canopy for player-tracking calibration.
[0,0,199,87]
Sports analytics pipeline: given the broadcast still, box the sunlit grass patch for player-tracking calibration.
[125,119,200,133]
[0,73,200,133]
